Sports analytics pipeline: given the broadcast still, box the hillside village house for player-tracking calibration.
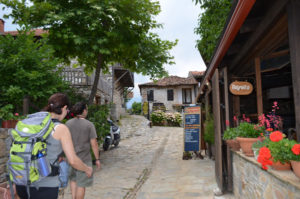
[139,71,204,113]
[0,19,133,120]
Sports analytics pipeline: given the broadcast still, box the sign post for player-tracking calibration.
[183,106,201,152]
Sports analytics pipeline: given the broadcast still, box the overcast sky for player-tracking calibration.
[131,0,206,107]
[0,1,206,107]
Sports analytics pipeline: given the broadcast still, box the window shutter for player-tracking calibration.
[147,90,154,101]
[167,89,174,101]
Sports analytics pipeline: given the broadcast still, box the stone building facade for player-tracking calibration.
[139,74,204,113]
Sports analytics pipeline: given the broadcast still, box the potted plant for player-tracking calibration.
[204,112,215,159]
[267,131,291,170]
[0,104,18,128]
[150,110,166,126]
[287,141,300,178]
[257,131,292,171]
[236,122,264,157]
[223,127,240,151]
[252,138,268,160]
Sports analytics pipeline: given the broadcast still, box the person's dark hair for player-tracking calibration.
[43,93,70,114]
[71,102,87,117]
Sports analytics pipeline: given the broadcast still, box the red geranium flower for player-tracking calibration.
[266,128,273,132]
[292,144,300,155]
[257,147,272,170]
[269,131,283,142]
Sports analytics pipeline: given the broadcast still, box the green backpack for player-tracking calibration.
[7,112,55,186]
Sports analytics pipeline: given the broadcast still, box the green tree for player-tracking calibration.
[193,0,232,64]
[1,0,177,104]
[131,102,142,115]
[0,29,69,112]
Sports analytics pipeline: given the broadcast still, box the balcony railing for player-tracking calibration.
[61,67,112,95]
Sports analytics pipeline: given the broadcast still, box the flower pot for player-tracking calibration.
[291,161,300,178]
[0,182,19,199]
[236,137,260,157]
[252,147,259,160]
[1,120,18,128]
[225,139,240,151]
[271,160,291,171]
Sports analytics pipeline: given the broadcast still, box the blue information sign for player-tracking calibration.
[184,106,201,151]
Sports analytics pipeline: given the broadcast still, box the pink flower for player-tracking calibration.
[225,120,230,126]
[14,113,19,116]
[233,116,237,121]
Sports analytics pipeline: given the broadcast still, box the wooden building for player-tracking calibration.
[197,0,300,194]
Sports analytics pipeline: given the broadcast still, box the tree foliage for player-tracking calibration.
[193,0,232,64]
[1,0,177,104]
[0,30,69,112]
[131,102,142,115]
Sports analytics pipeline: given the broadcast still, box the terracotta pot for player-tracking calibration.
[1,120,18,128]
[0,182,19,199]
[225,139,241,151]
[271,160,291,171]
[291,161,300,178]
[236,137,260,157]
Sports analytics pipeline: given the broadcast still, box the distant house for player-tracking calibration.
[139,72,204,113]
[188,71,205,84]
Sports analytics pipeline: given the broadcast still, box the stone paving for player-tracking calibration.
[63,115,218,199]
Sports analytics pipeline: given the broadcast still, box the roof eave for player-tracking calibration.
[196,0,256,101]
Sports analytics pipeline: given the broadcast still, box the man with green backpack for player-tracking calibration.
[7,93,93,199]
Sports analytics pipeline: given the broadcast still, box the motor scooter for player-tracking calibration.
[103,119,121,151]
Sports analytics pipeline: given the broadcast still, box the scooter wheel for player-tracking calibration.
[103,140,110,151]
[114,140,120,147]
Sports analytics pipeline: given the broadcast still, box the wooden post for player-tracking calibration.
[23,97,29,115]
[223,67,230,128]
[212,69,224,193]
[223,67,232,192]
[255,57,263,117]
[232,96,240,126]
[287,0,300,141]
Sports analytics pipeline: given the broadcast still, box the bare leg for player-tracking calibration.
[70,180,77,199]
[76,187,86,199]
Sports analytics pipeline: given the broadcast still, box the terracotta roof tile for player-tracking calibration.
[188,71,205,77]
[139,76,197,87]
[5,29,47,36]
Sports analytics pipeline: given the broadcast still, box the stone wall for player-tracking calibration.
[232,151,300,199]
[111,81,126,121]
[0,128,11,183]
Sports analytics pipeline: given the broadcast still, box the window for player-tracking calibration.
[147,90,154,101]
[182,88,192,104]
[167,89,174,101]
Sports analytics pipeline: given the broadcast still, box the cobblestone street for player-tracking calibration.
[63,115,217,199]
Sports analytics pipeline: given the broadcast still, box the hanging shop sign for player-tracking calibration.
[229,81,253,95]
[184,106,201,152]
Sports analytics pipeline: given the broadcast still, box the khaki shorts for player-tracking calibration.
[69,161,93,187]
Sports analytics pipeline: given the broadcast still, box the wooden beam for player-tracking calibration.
[212,69,224,192]
[287,0,300,141]
[240,18,262,34]
[262,49,289,60]
[231,0,288,71]
[255,57,263,117]
[233,13,288,75]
